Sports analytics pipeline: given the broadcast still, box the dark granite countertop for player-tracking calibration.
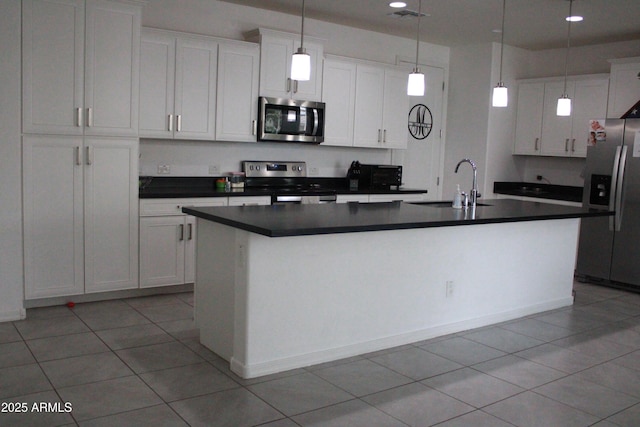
[493,182,583,203]
[139,176,427,199]
[182,199,611,237]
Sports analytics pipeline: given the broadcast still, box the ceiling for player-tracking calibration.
[218,0,640,51]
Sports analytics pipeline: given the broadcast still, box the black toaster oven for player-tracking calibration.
[358,164,402,190]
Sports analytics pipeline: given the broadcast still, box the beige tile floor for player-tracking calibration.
[2,281,640,426]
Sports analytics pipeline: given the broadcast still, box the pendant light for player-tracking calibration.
[407,0,425,96]
[557,0,574,116]
[291,0,311,81]
[492,0,508,107]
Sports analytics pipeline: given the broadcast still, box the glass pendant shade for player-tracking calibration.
[291,48,311,81]
[557,95,572,116]
[492,83,508,107]
[407,69,425,96]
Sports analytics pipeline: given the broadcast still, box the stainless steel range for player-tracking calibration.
[242,161,337,204]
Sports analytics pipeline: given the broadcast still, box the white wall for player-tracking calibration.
[0,0,26,321]
[442,43,493,199]
[139,0,450,178]
[444,38,640,198]
[485,43,530,196]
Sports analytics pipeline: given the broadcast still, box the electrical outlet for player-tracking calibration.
[445,281,454,298]
[536,175,543,181]
[209,165,221,175]
[157,164,171,174]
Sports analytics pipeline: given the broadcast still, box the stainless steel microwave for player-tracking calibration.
[257,97,325,143]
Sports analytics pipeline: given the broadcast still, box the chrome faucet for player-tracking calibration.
[454,158,479,208]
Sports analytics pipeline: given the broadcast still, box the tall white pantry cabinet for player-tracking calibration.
[22,0,142,299]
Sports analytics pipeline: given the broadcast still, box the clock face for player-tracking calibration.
[408,104,433,140]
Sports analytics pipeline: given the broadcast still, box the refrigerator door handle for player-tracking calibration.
[609,146,622,231]
[613,145,628,232]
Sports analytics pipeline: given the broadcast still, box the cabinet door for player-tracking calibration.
[259,35,293,98]
[140,216,186,288]
[292,40,323,101]
[174,37,218,140]
[571,78,609,157]
[382,69,409,149]
[540,81,574,156]
[139,31,176,138]
[322,59,356,146]
[216,42,260,142]
[84,0,140,136]
[354,65,385,147]
[22,0,85,135]
[513,82,544,155]
[608,61,640,119]
[23,136,84,299]
[84,138,138,292]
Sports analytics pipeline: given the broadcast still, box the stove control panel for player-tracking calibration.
[242,161,307,178]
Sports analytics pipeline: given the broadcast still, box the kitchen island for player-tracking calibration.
[183,200,610,379]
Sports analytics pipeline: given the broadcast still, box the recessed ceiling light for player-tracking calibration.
[566,15,583,22]
[389,2,407,8]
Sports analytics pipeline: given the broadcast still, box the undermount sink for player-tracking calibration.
[408,201,493,208]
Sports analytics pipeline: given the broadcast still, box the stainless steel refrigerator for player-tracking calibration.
[576,117,640,291]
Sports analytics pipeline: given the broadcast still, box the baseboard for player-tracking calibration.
[0,307,26,322]
[228,296,574,379]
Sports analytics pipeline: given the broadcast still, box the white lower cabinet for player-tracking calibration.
[139,215,196,288]
[336,194,370,204]
[368,193,427,203]
[23,135,139,299]
[140,197,278,288]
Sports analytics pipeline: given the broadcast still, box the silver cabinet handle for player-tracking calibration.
[76,108,83,127]
[168,114,173,132]
[564,138,570,152]
[188,223,193,240]
[293,80,298,93]
[86,108,93,127]
[179,224,184,241]
[286,78,291,93]
[534,137,539,151]
[85,146,92,165]
[75,146,82,166]
[176,115,182,132]
[378,129,382,143]
[383,129,387,143]
[252,119,257,136]
[571,138,576,152]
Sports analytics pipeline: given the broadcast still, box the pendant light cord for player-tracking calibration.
[563,0,573,94]
[300,0,306,49]
[498,0,505,82]
[414,0,421,69]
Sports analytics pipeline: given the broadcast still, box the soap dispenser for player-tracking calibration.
[452,184,462,209]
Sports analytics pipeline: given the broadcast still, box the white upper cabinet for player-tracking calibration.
[139,29,218,140]
[321,58,357,147]
[247,28,324,101]
[540,80,575,156]
[216,41,260,142]
[513,75,609,158]
[571,78,609,157]
[22,0,141,137]
[354,65,409,149]
[607,58,640,119]
[514,82,544,155]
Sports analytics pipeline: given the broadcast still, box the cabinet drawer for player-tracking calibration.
[227,196,271,206]
[140,197,228,216]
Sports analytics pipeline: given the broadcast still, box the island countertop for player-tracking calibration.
[182,198,611,237]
